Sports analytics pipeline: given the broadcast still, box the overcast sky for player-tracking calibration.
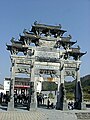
[0,0,90,84]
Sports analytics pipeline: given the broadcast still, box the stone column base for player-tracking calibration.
[63,102,68,110]
[7,101,14,111]
[81,102,86,110]
[74,102,86,110]
[56,101,68,110]
[30,102,37,111]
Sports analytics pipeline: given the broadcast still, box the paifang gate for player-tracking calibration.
[6,22,86,111]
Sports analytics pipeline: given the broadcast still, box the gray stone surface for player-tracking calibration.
[0,106,90,120]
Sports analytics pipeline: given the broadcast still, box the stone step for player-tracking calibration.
[75,112,90,120]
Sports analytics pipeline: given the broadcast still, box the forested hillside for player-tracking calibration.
[42,74,90,100]
[81,75,90,93]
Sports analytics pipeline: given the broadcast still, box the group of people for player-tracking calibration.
[0,92,10,104]
[37,93,44,106]
[0,92,76,110]
[47,97,54,109]
[68,101,74,110]
[37,93,54,109]
[0,92,30,105]
[0,92,75,110]
[14,93,30,104]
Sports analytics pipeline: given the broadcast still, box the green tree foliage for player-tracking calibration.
[42,75,90,100]
[42,81,58,91]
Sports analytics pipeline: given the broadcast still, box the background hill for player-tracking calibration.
[42,74,90,100]
[81,75,90,91]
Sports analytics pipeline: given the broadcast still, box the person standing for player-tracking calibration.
[47,97,50,109]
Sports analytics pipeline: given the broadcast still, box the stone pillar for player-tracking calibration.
[74,62,86,110]
[30,69,37,110]
[27,58,37,111]
[7,56,16,111]
[56,61,68,110]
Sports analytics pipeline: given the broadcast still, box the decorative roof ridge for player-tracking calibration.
[69,47,87,54]
[33,21,62,29]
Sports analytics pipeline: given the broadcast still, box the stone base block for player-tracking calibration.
[63,102,68,110]
[30,102,37,111]
[7,101,14,111]
[81,102,86,110]
[74,102,86,110]
[56,102,68,110]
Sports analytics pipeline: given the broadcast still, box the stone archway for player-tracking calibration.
[6,22,86,111]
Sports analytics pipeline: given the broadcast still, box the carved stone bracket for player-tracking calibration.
[65,70,76,79]
[76,63,81,71]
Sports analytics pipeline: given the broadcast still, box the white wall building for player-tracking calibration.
[37,81,42,93]
[0,84,5,94]
[4,78,10,93]
[4,77,42,94]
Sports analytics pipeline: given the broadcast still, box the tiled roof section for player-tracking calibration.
[31,22,66,36]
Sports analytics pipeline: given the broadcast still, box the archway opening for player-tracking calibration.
[65,76,75,102]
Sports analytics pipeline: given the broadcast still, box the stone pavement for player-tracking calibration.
[0,106,90,120]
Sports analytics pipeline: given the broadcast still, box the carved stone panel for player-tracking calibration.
[16,57,32,65]
[64,62,76,68]
[34,62,60,70]
[39,37,56,47]
[16,64,30,74]
[65,69,76,78]
[35,50,59,59]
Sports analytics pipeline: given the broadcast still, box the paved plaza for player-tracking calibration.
[0,106,90,120]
